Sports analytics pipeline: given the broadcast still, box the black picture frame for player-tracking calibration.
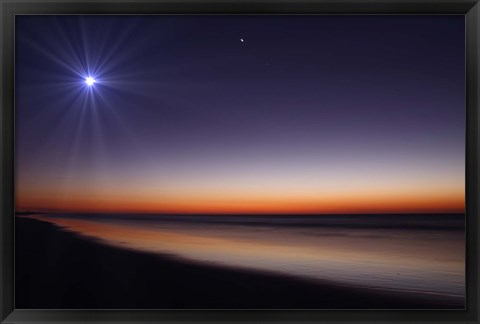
[1,0,479,323]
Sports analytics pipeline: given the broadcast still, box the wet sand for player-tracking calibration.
[15,217,464,309]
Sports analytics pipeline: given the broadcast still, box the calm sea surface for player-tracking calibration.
[25,213,465,300]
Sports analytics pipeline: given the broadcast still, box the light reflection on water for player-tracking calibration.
[26,214,465,299]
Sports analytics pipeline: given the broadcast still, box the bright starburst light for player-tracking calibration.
[85,76,96,86]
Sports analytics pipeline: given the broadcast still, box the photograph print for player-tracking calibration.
[15,15,465,309]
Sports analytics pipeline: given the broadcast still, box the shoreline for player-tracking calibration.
[15,217,464,309]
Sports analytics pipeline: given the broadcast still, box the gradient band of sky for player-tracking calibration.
[15,15,465,214]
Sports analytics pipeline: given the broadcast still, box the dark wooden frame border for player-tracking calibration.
[1,1,479,323]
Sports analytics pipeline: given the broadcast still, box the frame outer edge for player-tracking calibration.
[466,2,480,324]
[1,0,15,323]
[466,2,480,322]
[0,0,3,320]
[2,1,480,323]
[0,0,3,321]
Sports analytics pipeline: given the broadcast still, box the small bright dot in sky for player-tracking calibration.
[240,38,244,42]
[85,76,96,86]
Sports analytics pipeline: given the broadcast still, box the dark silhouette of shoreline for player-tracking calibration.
[15,210,48,216]
[15,217,464,309]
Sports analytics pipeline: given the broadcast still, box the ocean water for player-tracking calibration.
[25,213,465,301]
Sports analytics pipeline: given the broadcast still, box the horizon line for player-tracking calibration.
[15,210,466,216]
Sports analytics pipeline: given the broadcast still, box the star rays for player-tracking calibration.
[15,16,152,198]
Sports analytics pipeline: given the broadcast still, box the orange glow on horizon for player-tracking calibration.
[16,187,465,214]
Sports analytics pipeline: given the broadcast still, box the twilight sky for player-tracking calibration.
[15,15,465,214]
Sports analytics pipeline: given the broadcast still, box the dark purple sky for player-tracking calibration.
[15,15,465,213]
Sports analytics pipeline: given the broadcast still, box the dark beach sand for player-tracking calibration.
[15,217,463,309]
